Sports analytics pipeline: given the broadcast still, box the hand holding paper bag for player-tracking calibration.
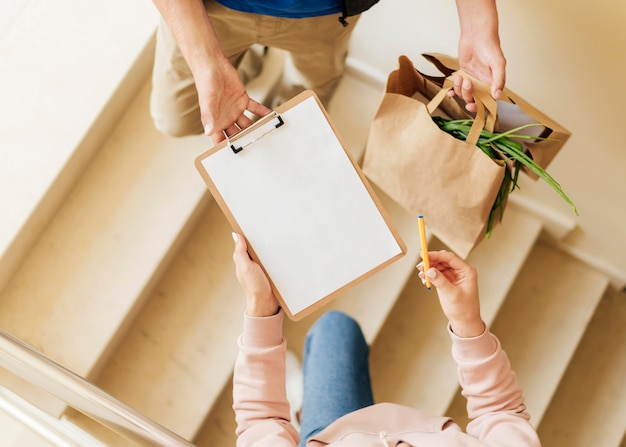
[363,55,575,258]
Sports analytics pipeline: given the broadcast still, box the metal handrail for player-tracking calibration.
[0,328,195,446]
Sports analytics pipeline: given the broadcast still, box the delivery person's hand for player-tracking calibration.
[197,58,272,144]
[450,0,506,112]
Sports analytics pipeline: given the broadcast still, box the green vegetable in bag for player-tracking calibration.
[432,117,578,237]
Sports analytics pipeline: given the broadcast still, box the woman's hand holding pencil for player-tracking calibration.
[416,249,485,338]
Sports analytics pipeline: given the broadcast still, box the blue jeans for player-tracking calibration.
[297,311,374,447]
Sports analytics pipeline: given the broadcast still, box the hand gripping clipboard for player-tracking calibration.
[195,90,406,320]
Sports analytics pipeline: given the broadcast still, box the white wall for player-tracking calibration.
[349,0,626,285]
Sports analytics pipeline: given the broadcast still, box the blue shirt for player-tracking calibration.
[215,0,343,18]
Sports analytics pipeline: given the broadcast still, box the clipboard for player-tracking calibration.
[195,90,406,320]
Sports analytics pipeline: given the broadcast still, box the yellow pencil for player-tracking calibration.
[418,215,431,290]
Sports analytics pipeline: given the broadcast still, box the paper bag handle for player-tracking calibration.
[426,77,488,147]
[452,69,499,130]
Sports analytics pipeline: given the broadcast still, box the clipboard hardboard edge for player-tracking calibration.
[194,90,407,320]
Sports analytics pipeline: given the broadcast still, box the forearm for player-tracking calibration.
[233,311,299,446]
[455,331,526,417]
[449,317,485,339]
[152,0,226,79]
[455,0,500,38]
[452,329,541,445]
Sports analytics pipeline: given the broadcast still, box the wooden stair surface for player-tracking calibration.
[0,78,210,421]
[92,200,245,441]
[537,285,626,447]
[0,409,30,446]
[3,427,52,447]
[0,0,159,297]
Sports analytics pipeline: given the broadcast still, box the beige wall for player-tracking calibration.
[349,0,626,286]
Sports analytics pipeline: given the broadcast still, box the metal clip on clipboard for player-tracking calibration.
[223,111,284,154]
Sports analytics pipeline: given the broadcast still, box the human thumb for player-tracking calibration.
[232,232,241,251]
[426,268,449,291]
[232,232,248,266]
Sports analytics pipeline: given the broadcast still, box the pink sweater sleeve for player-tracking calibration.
[450,326,542,446]
[233,309,299,447]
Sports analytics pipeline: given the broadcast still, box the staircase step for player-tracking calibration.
[94,200,245,440]
[326,68,385,163]
[537,286,626,446]
[0,81,210,415]
[5,429,55,447]
[369,204,542,417]
[193,377,236,447]
[0,0,158,295]
[0,409,25,445]
[446,240,610,429]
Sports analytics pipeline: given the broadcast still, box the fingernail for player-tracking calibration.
[204,123,213,136]
[426,269,436,279]
[232,232,239,243]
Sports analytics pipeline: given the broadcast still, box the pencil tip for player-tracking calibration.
[427,287,431,291]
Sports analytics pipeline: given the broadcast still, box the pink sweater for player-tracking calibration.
[233,310,541,447]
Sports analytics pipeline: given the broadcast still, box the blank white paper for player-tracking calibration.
[201,94,404,316]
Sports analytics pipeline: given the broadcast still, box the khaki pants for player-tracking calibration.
[150,1,360,137]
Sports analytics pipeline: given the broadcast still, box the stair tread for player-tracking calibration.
[0,0,158,293]
[94,202,244,440]
[0,409,24,445]
[7,429,54,447]
[487,242,609,424]
[327,71,385,163]
[369,204,543,417]
[537,286,626,446]
[466,203,544,325]
[0,82,209,413]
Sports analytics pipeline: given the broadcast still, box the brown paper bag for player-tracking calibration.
[417,53,572,178]
[363,58,505,258]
